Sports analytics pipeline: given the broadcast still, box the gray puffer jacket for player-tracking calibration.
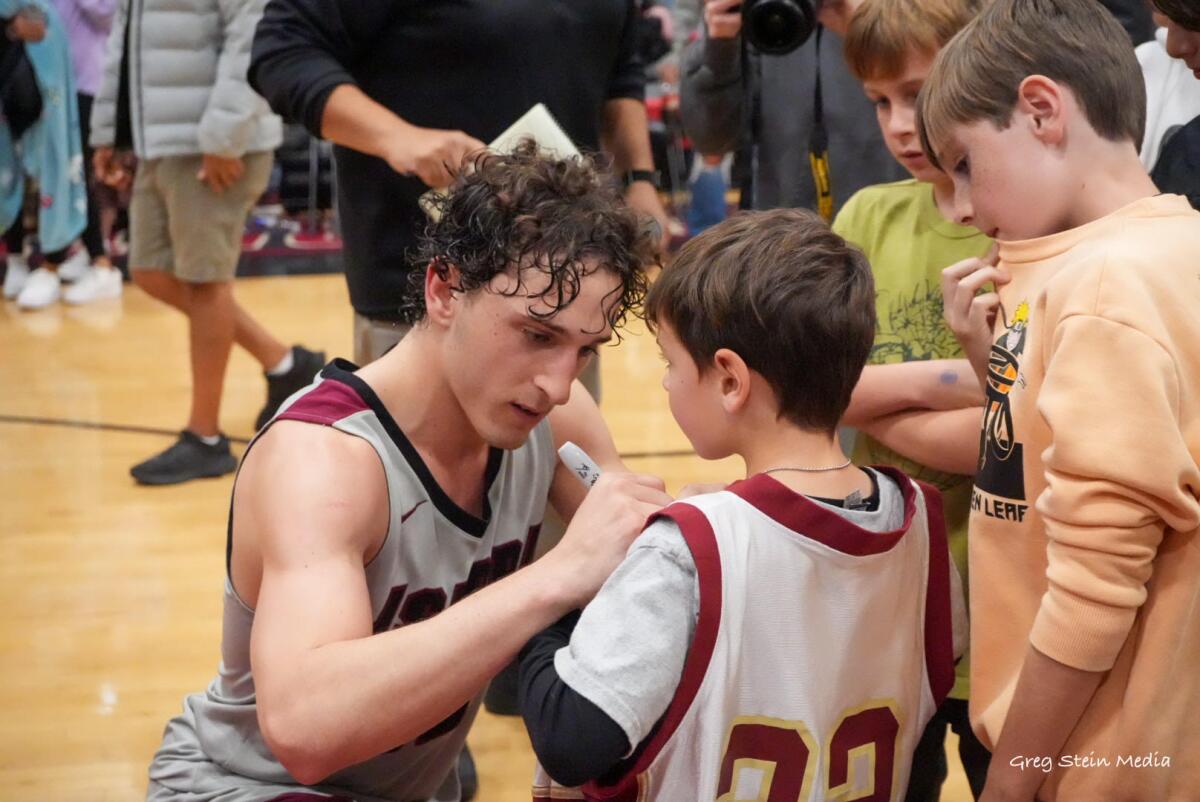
[90,0,282,158]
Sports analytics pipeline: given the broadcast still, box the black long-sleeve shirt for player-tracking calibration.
[519,611,631,786]
[250,0,645,321]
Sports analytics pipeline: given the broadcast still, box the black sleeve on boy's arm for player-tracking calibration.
[518,611,631,787]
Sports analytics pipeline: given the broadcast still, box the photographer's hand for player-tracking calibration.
[704,0,742,39]
[7,6,47,41]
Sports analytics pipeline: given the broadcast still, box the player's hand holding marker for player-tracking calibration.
[558,442,603,489]
[546,442,672,608]
[941,243,1010,384]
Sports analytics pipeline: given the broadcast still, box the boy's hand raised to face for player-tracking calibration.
[544,472,673,609]
[941,244,1010,386]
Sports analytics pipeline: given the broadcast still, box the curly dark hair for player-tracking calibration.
[1154,0,1200,31]
[402,141,659,331]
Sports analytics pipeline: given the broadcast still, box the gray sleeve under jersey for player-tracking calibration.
[554,519,699,753]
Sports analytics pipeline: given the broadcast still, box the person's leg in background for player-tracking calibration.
[3,213,31,299]
[904,703,951,802]
[904,696,991,801]
[128,153,324,485]
[686,152,729,234]
[62,92,122,304]
[353,313,409,365]
[2,186,72,308]
[947,697,991,800]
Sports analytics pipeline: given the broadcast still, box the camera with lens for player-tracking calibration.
[740,0,817,55]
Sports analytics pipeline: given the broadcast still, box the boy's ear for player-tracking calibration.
[1015,75,1066,146]
[711,348,751,415]
[424,261,460,326]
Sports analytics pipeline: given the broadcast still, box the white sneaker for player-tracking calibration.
[58,249,91,282]
[63,266,123,305]
[3,256,30,299]
[16,267,62,309]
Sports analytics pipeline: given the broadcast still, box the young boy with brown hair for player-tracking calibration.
[520,209,965,801]
[835,0,991,796]
[920,0,1200,799]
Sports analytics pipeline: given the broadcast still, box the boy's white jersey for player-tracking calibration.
[578,469,954,802]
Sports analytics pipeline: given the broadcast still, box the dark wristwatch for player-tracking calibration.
[621,169,659,189]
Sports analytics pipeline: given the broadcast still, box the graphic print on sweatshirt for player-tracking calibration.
[972,300,1030,523]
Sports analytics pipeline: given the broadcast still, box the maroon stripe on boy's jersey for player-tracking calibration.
[275,378,370,426]
[918,479,956,707]
[725,466,918,556]
[583,502,723,802]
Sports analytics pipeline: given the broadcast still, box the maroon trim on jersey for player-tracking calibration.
[726,466,918,556]
[273,374,370,425]
[582,503,723,802]
[918,480,956,706]
[330,361,504,538]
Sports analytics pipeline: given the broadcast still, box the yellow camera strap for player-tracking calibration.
[808,27,834,221]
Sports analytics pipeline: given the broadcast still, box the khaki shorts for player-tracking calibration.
[129,152,272,283]
[353,313,411,365]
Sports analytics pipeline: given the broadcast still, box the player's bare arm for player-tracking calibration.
[842,358,983,427]
[234,419,668,784]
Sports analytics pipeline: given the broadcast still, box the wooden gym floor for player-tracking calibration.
[0,274,972,800]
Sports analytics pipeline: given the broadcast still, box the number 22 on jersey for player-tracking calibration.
[716,700,901,802]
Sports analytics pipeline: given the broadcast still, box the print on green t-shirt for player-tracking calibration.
[833,179,992,700]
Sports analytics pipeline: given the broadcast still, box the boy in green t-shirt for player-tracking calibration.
[832,0,991,798]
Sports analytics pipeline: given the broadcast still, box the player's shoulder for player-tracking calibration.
[232,421,390,564]
[240,421,388,513]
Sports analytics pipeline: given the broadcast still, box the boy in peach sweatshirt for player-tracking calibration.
[918,0,1200,800]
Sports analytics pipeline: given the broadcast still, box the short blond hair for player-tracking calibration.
[844,0,983,82]
[916,0,1146,169]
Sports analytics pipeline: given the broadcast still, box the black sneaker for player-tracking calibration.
[130,431,238,485]
[256,345,326,431]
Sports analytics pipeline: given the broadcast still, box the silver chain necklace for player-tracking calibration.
[761,457,853,475]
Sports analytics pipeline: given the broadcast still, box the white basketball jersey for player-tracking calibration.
[149,361,556,802]
[536,468,953,802]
